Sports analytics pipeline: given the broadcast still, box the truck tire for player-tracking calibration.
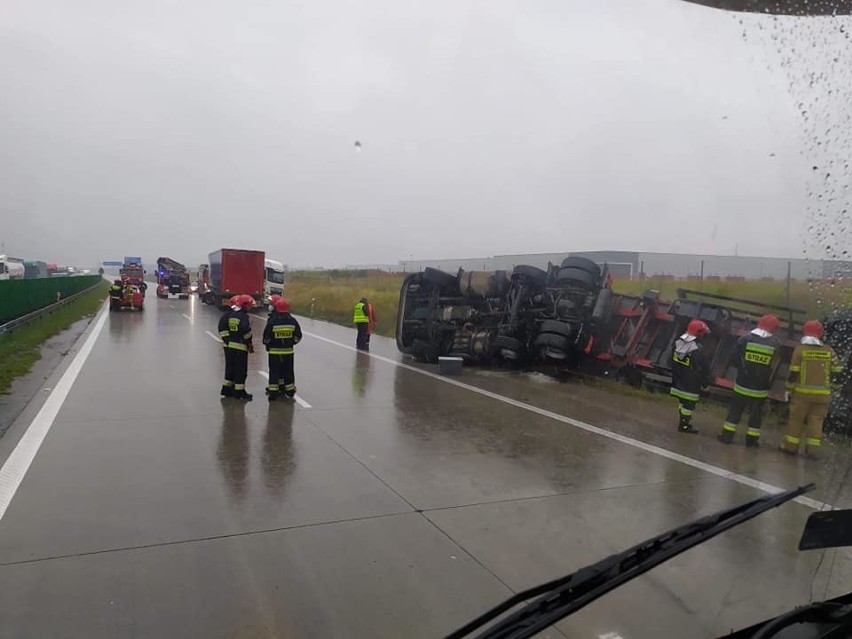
[534,333,570,359]
[512,265,548,285]
[495,335,523,360]
[538,320,573,338]
[560,256,601,277]
[421,267,458,290]
[555,267,597,289]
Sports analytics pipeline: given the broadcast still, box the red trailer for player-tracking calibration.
[203,249,265,307]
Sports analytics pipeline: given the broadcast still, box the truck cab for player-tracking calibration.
[264,258,285,298]
[0,255,25,281]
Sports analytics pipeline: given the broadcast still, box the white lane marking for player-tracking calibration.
[599,634,625,639]
[182,313,192,321]
[0,306,109,522]
[256,370,311,408]
[301,330,830,512]
[205,331,222,343]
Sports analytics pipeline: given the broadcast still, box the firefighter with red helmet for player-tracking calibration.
[781,320,843,458]
[718,314,781,447]
[219,294,255,400]
[670,319,712,434]
[263,295,302,401]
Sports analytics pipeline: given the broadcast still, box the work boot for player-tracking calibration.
[234,390,253,401]
[677,416,699,434]
[220,385,234,397]
[268,391,278,402]
[780,445,797,456]
[717,430,734,445]
[745,436,760,448]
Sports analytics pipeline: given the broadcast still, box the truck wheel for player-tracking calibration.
[534,333,569,360]
[560,256,601,277]
[495,335,522,360]
[538,320,573,338]
[512,265,548,285]
[555,267,597,289]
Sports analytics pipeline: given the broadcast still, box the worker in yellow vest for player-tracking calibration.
[781,320,843,458]
[353,298,370,351]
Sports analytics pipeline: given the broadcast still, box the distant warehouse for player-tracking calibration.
[392,251,852,281]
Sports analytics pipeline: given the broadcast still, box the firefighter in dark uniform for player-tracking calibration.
[718,314,780,447]
[670,319,712,434]
[218,296,240,397]
[354,297,370,350]
[263,295,302,401]
[781,320,843,458]
[222,294,255,400]
[109,279,123,310]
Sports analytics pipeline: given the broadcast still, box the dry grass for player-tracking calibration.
[284,270,404,337]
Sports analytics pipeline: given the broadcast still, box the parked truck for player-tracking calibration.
[0,255,25,281]
[23,260,48,279]
[264,258,285,298]
[155,257,191,299]
[119,256,146,289]
[202,249,265,307]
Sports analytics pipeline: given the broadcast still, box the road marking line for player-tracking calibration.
[301,330,830,512]
[205,331,222,343]
[0,307,109,522]
[256,370,311,408]
[182,313,192,321]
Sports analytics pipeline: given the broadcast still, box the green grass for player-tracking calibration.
[285,271,404,337]
[0,281,110,394]
[611,277,851,319]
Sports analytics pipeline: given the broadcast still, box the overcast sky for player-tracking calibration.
[2,0,850,268]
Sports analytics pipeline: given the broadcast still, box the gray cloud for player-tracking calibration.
[1,0,848,268]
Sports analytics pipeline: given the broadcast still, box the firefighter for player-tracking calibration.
[780,320,843,458]
[718,314,781,447]
[263,295,302,401]
[218,296,239,397]
[123,280,136,310]
[670,319,712,435]
[354,297,370,350]
[109,279,123,309]
[225,294,255,400]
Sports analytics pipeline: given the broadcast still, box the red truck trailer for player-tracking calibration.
[202,249,265,307]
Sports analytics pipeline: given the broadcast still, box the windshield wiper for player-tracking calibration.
[446,484,815,639]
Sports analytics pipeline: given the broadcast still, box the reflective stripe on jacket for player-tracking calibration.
[263,312,302,355]
[733,331,779,397]
[788,342,842,397]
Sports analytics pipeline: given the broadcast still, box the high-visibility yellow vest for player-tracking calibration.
[353,302,369,324]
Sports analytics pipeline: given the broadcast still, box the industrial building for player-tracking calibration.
[373,251,852,281]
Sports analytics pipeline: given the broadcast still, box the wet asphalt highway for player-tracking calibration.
[0,295,850,638]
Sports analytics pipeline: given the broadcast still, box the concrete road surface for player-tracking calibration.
[1,296,851,638]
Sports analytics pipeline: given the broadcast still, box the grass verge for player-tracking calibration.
[0,281,109,394]
[285,270,403,337]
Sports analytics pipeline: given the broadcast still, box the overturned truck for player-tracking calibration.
[396,256,852,424]
[396,256,613,366]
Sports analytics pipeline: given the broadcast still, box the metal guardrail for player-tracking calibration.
[0,281,104,336]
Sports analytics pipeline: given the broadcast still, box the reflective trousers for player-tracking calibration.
[781,394,829,455]
[268,354,295,397]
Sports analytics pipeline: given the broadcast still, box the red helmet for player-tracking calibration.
[757,314,780,332]
[803,319,824,338]
[686,319,710,337]
[273,297,290,313]
[237,294,254,309]
[229,295,240,306]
